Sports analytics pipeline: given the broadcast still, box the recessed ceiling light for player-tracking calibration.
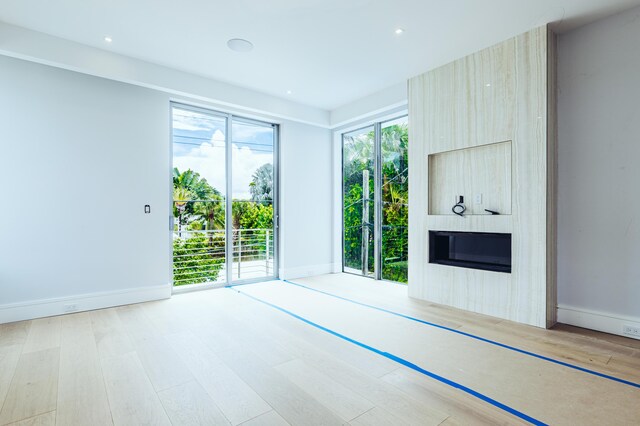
[104,36,112,43]
[395,28,404,35]
[485,83,491,87]
[227,38,254,53]
[286,90,293,95]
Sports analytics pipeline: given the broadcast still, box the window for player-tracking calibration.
[171,103,278,288]
[342,116,408,283]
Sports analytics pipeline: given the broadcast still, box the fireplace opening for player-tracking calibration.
[429,231,511,273]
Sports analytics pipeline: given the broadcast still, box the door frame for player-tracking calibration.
[339,113,408,282]
[170,101,280,293]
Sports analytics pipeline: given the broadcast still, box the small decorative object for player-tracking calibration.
[452,196,466,217]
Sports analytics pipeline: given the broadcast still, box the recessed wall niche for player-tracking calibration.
[428,141,512,215]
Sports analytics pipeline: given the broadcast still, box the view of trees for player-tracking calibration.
[173,120,408,287]
[343,121,408,283]
[173,166,274,285]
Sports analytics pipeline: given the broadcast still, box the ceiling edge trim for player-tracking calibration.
[0,22,331,128]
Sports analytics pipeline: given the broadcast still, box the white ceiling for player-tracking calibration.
[1,0,639,110]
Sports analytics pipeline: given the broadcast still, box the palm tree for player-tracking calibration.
[249,163,273,203]
[193,199,225,247]
[173,187,193,237]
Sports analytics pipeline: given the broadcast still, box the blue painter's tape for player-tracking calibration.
[227,285,547,426]
[282,279,640,389]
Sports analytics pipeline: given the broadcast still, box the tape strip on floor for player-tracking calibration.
[227,285,547,426]
[282,279,640,389]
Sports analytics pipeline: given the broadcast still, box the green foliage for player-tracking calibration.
[232,201,274,261]
[173,168,220,199]
[172,168,223,221]
[342,123,408,283]
[172,233,224,286]
[232,201,273,230]
[381,123,408,283]
[172,165,274,285]
[382,261,408,283]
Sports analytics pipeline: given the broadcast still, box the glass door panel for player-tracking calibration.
[342,126,375,277]
[171,104,278,288]
[231,119,276,281]
[171,106,227,287]
[381,117,409,283]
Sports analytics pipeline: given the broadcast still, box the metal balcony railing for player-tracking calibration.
[172,228,275,286]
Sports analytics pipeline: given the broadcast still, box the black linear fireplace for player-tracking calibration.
[429,231,512,273]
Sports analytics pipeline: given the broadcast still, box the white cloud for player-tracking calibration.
[174,129,272,200]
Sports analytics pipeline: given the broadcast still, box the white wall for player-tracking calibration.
[0,55,172,321]
[279,124,334,278]
[557,5,640,336]
[0,54,334,322]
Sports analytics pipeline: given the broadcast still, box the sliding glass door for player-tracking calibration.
[171,103,278,288]
[172,107,228,286]
[380,118,408,282]
[231,119,276,281]
[342,116,408,283]
[342,126,375,277]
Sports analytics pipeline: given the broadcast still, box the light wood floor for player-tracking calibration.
[0,274,638,425]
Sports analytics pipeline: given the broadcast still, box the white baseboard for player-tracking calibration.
[279,263,335,280]
[0,284,172,324]
[557,304,640,340]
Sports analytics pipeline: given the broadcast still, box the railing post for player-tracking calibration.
[237,229,241,279]
[266,230,270,276]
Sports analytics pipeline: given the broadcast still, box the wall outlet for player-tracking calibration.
[622,325,640,339]
[64,304,78,313]
[474,193,483,204]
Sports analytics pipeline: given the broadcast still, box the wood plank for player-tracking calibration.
[0,345,22,412]
[381,369,522,426]
[0,276,638,426]
[116,305,161,344]
[218,348,345,426]
[56,313,112,426]
[90,308,135,360]
[165,332,271,425]
[295,274,640,380]
[194,313,294,367]
[219,290,449,426]
[240,281,640,426]
[0,321,31,349]
[349,407,410,426]
[100,352,171,426]
[275,359,375,421]
[21,317,60,354]
[134,336,194,392]
[6,411,56,426]
[218,289,398,379]
[0,348,59,425]
[238,411,290,426]
[553,324,640,351]
[291,349,448,426]
[157,380,230,426]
